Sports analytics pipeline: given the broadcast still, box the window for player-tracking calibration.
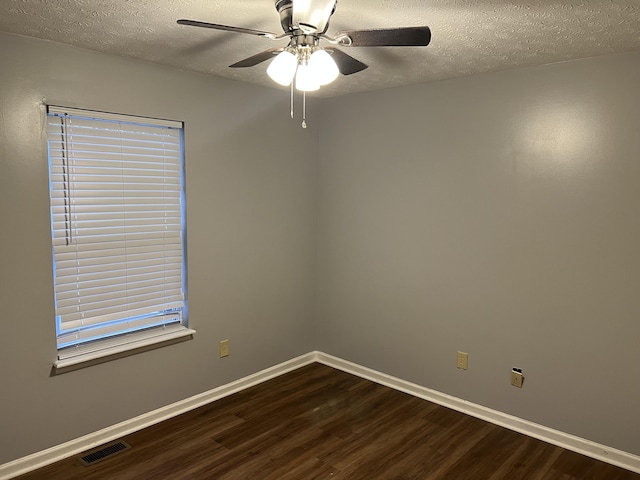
[47,106,192,368]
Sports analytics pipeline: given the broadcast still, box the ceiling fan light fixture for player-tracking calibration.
[309,49,339,85]
[178,0,432,127]
[267,50,298,86]
[295,61,320,91]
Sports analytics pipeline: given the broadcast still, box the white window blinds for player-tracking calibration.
[47,106,188,359]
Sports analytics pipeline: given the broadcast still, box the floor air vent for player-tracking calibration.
[77,440,131,466]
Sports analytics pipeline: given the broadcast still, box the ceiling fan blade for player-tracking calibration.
[292,0,336,33]
[229,48,283,68]
[177,19,278,39]
[325,48,368,75]
[337,26,431,47]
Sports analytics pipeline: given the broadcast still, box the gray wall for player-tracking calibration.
[317,52,640,456]
[2,29,640,465]
[0,33,318,464]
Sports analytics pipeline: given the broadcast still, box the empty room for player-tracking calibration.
[1,1,639,478]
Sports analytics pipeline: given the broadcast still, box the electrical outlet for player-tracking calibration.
[219,339,229,358]
[511,368,524,388]
[456,351,468,370]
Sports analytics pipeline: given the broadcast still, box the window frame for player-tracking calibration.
[46,106,193,369]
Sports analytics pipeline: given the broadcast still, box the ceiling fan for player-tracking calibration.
[178,0,431,127]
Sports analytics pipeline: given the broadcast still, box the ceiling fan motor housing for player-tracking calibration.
[275,0,337,34]
[275,0,294,32]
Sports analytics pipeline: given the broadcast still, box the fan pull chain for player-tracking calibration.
[290,81,294,119]
[301,91,307,129]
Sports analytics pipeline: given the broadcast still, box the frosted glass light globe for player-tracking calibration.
[309,49,339,85]
[267,51,298,86]
[295,62,320,91]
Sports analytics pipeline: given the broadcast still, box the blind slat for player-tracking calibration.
[57,303,184,333]
[54,244,182,261]
[48,105,182,128]
[56,278,183,301]
[56,293,185,317]
[57,297,185,326]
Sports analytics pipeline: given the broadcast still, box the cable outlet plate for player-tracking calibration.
[219,339,230,358]
[511,367,524,388]
[456,351,468,370]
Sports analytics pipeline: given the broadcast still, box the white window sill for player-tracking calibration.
[54,326,196,371]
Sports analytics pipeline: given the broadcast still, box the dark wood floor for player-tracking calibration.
[16,363,640,479]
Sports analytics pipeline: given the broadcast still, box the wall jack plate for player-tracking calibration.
[511,367,524,388]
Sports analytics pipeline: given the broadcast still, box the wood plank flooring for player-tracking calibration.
[16,363,640,479]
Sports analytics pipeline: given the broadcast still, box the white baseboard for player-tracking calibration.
[315,351,640,475]
[0,352,317,480]
[3,351,639,478]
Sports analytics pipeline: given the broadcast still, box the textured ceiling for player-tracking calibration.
[1,0,639,97]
